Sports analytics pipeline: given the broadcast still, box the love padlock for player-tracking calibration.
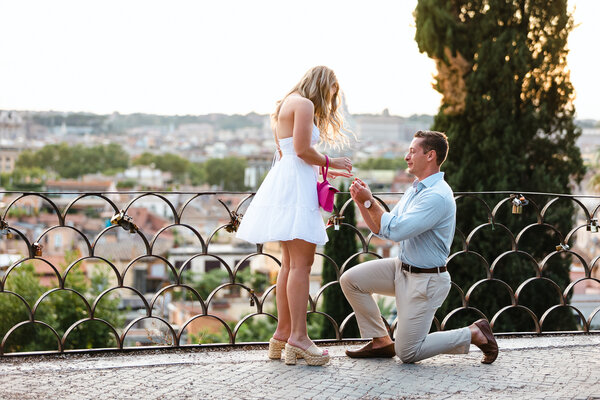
[0,220,12,239]
[555,243,570,252]
[111,210,138,234]
[0,228,13,239]
[32,242,43,257]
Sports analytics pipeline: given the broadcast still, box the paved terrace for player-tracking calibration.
[0,335,599,399]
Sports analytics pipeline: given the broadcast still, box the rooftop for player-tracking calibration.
[0,335,598,399]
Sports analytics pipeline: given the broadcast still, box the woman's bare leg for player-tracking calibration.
[272,241,291,341]
[285,239,318,350]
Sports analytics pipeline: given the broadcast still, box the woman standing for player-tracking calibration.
[236,66,353,366]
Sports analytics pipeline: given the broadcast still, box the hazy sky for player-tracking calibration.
[1,1,598,119]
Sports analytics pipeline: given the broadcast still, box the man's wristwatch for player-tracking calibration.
[363,199,372,209]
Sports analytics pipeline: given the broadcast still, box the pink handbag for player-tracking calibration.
[317,155,339,212]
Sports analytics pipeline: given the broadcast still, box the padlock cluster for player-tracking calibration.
[110,210,138,233]
[510,194,529,214]
[327,215,345,231]
[218,199,243,233]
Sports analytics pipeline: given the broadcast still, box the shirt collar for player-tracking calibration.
[413,172,444,193]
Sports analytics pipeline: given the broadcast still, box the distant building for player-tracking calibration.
[354,111,417,143]
[577,128,600,156]
[356,169,396,191]
[120,166,169,189]
[0,111,24,141]
[168,243,253,277]
[244,155,272,190]
[0,147,21,173]
[46,179,116,193]
[44,179,117,211]
[0,253,23,280]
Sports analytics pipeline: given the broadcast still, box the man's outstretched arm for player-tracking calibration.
[350,178,443,241]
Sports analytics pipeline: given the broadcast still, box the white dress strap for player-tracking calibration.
[271,150,281,168]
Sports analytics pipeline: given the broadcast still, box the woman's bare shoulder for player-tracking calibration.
[282,95,314,112]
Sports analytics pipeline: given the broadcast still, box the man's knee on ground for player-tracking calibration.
[396,341,419,364]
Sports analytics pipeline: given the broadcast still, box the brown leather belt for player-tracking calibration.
[401,262,447,274]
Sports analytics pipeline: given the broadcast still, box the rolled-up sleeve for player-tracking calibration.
[378,192,445,242]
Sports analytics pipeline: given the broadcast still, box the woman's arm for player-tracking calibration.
[291,98,327,166]
[289,97,352,173]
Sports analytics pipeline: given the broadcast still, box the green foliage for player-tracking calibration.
[116,179,137,189]
[29,111,264,133]
[30,112,107,129]
[234,315,276,343]
[15,143,129,179]
[0,255,124,353]
[0,172,9,187]
[415,0,585,331]
[0,263,54,352]
[133,152,195,185]
[321,183,360,338]
[183,268,230,299]
[203,157,248,191]
[188,329,230,344]
[236,268,268,294]
[356,157,407,171]
[133,153,245,189]
[132,152,157,166]
[188,163,207,186]
[228,309,326,343]
[377,297,395,321]
[0,167,46,191]
[214,114,263,131]
[153,153,191,181]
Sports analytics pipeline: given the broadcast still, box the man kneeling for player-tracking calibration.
[342,131,498,364]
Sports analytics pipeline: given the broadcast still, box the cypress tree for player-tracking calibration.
[320,183,360,338]
[415,0,585,332]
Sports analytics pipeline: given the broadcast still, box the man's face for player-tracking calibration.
[405,137,432,176]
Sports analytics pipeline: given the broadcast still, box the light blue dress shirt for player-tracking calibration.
[378,172,456,269]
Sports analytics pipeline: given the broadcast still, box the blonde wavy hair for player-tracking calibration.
[272,66,349,148]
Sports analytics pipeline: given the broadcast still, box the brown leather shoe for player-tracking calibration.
[345,341,396,358]
[474,319,499,364]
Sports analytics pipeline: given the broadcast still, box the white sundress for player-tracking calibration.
[236,125,328,245]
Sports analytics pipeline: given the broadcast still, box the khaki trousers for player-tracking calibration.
[340,257,471,363]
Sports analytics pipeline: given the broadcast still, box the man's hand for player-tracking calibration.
[350,177,382,233]
[350,178,373,204]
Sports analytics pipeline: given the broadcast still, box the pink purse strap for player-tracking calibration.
[321,155,330,179]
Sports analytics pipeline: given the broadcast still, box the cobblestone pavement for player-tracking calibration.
[0,335,599,399]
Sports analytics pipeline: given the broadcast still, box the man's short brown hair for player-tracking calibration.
[414,130,449,166]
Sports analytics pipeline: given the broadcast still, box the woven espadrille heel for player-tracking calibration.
[268,337,287,359]
[284,343,330,366]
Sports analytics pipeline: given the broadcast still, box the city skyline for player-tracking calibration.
[1,0,598,120]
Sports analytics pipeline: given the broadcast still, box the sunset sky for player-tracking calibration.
[1,0,597,119]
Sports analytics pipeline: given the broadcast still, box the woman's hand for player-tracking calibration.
[329,157,352,173]
[327,170,353,180]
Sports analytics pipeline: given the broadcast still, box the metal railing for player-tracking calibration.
[0,190,599,356]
